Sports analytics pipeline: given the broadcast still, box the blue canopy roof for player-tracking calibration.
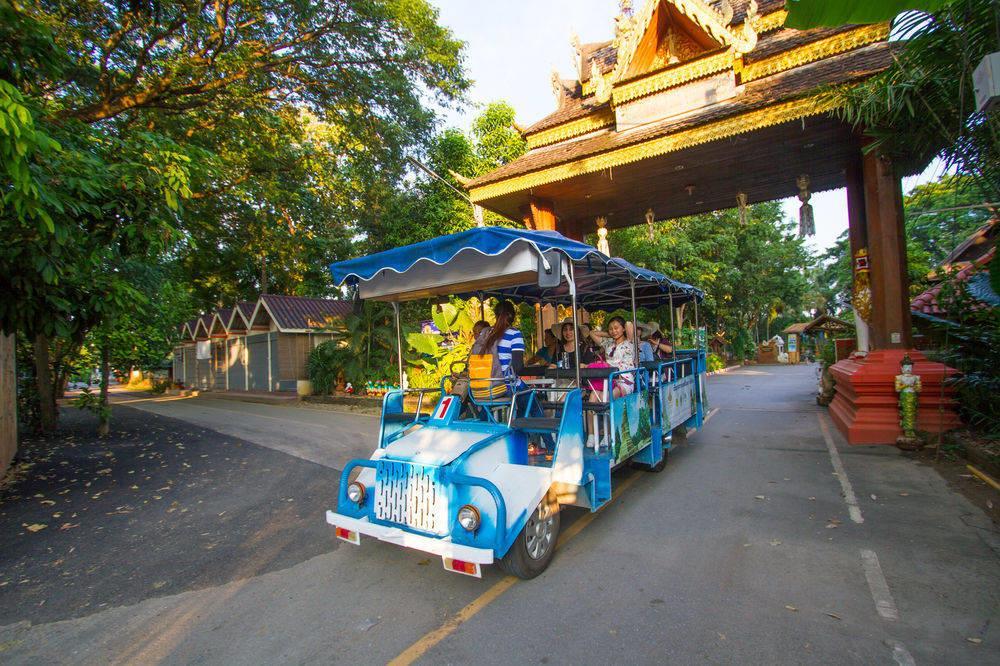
[329,227,703,307]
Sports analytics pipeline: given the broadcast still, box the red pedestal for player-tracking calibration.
[828,349,962,445]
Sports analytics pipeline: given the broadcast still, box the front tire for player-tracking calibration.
[499,493,560,579]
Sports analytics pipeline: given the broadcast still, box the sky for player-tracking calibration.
[430,0,943,257]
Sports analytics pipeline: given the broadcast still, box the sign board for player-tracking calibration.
[196,341,211,360]
[788,335,797,352]
[663,375,697,430]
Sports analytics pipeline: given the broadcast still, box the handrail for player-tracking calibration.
[608,366,650,393]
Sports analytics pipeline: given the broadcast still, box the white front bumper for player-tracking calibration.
[326,511,495,564]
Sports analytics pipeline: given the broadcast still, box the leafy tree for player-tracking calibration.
[2,0,469,432]
[363,102,526,251]
[609,202,814,345]
[903,174,993,265]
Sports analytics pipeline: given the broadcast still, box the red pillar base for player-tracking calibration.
[828,349,962,445]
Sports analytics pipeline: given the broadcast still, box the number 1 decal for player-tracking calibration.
[434,396,454,420]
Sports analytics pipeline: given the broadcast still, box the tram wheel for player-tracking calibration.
[499,492,560,579]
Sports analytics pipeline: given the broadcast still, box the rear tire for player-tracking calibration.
[499,493,560,579]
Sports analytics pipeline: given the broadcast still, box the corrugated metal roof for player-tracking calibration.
[259,295,352,331]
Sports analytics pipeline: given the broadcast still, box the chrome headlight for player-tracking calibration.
[457,504,481,531]
[346,481,366,504]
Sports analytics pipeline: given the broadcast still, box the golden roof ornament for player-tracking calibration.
[731,0,759,55]
[645,208,656,241]
[797,173,814,237]
[591,60,613,103]
[596,216,611,255]
[551,68,565,107]
[717,0,734,25]
[736,191,748,225]
[570,31,583,79]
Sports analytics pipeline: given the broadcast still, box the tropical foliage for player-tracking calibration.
[784,0,951,28]
[815,173,992,313]
[405,301,480,391]
[609,202,814,348]
[925,274,1000,437]
[830,0,999,204]
[307,302,397,392]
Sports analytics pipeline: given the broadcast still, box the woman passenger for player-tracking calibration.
[551,319,599,368]
[589,316,637,398]
[528,328,560,365]
[474,301,526,393]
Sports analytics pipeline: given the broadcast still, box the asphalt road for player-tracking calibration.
[1,365,996,665]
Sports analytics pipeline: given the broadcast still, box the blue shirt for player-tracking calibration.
[639,341,655,363]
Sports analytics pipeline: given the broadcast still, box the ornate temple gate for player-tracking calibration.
[467,0,960,444]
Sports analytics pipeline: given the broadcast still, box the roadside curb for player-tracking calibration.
[707,365,742,376]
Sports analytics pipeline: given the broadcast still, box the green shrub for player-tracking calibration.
[707,353,725,372]
[820,339,837,369]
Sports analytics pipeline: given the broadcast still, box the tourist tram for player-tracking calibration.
[326,227,706,578]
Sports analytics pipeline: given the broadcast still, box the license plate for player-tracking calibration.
[335,526,360,545]
[443,557,482,578]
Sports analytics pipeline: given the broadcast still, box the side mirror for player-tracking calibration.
[537,250,562,288]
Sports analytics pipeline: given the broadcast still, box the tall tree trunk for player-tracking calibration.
[98,342,110,437]
[34,332,57,432]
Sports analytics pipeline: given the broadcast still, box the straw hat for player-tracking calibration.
[638,321,663,339]
[551,318,591,340]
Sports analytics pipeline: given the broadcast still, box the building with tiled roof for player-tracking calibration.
[911,219,998,322]
[172,295,346,393]
[468,0,896,232]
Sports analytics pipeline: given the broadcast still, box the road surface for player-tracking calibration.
[1,365,996,664]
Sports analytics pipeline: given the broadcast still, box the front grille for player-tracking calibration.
[373,460,448,535]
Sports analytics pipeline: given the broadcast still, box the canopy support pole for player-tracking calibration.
[568,261,581,388]
[694,298,701,354]
[392,302,405,389]
[629,278,639,361]
[669,291,677,363]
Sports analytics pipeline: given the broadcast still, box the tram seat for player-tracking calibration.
[510,417,562,433]
[582,402,609,414]
[383,412,422,424]
[539,400,567,411]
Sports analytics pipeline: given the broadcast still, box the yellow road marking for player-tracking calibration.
[389,470,645,666]
[387,575,518,666]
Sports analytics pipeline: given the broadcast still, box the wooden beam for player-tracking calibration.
[861,150,912,349]
[528,197,557,231]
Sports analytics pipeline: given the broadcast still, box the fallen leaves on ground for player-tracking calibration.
[24,524,47,533]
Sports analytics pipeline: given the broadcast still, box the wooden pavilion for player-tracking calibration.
[468,0,960,444]
[782,314,853,363]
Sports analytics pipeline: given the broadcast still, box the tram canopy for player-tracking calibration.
[329,227,702,309]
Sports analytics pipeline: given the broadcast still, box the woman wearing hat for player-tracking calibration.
[639,321,673,360]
